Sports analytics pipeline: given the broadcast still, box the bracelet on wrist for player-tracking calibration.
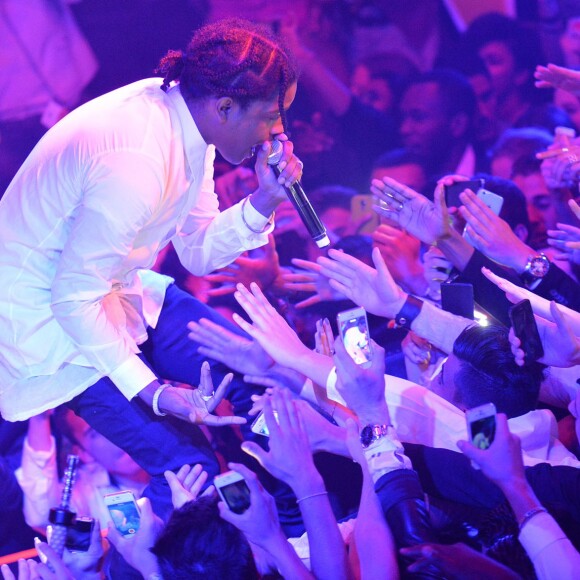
[241,195,275,234]
[296,490,328,504]
[152,384,170,417]
[519,506,548,531]
[394,295,424,329]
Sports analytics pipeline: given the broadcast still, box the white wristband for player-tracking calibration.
[152,384,170,417]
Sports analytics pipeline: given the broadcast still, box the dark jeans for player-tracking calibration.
[67,284,260,521]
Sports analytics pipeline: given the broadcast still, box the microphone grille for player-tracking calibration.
[267,140,284,166]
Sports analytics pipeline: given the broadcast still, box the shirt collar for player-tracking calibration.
[165,84,208,175]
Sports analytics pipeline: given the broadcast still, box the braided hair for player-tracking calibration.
[156,18,298,133]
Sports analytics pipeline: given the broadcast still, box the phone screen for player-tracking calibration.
[338,310,372,365]
[509,299,544,363]
[219,479,251,514]
[66,518,94,552]
[107,499,140,536]
[469,415,496,450]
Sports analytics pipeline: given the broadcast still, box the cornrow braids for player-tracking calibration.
[157,50,185,93]
[157,18,298,127]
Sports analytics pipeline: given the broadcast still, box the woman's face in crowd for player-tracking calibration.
[478,41,518,98]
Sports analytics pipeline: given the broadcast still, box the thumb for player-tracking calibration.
[551,300,574,338]
[164,470,183,499]
[240,441,268,467]
[371,246,394,283]
[106,521,124,549]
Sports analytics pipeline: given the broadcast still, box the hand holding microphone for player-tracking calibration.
[267,140,330,248]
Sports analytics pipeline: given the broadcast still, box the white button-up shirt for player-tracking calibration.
[0,79,271,421]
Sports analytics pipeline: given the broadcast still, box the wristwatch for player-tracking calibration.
[360,424,393,448]
[520,254,550,288]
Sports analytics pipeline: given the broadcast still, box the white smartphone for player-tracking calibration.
[250,409,279,437]
[103,490,140,536]
[465,402,497,451]
[476,188,504,215]
[336,306,372,366]
[214,470,251,514]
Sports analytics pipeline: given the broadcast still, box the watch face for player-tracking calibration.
[360,425,374,448]
[530,256,549,277]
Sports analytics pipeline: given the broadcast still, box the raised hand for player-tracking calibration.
[165,463,214,509]
[241,388,322,494]
[280,258,343,309]
[459,189,531,272]
[158,362,246,426]
[508,301,580,368]
[482,267,580,336]
[535,63,580,94]
[107,497,163,579]
[205,236,282,296]
[548,222,580,264]
[371,176,450,244]
[232,282,312,368]
[333,337,389,426]
[187,317,274,376]
[317,247,407,319]
[457,413,525,489]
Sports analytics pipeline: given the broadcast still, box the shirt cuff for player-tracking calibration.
[109,355,158,400]
[325,367,347,406]
[22,436,56,469]
[519,511,568,560]
[245,197,275,232]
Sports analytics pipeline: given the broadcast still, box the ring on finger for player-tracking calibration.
[201,392,215,402]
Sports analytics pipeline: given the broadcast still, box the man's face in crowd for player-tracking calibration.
[478,40,518,98]
[512,171,556,249]
[350,64,394,114]
[218,82,297,165]
[555,88,580,133]
[399,82,450,159]
[371,163,427,194]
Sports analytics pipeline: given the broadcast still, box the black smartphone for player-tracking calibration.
[65,517,94,552]
[444,178,484,208]
[441,282,474,320]
[508,299,544,363]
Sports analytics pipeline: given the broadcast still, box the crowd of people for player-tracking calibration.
[2,1,580,578]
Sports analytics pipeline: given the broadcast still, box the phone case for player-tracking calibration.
[444,179,484,208]
[440,282,474,320]
[508,299,544,363]
[476,189,504,215]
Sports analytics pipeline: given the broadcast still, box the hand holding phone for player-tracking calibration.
[214,471,251,514]
[466,402,497,451]
[336,306,373,366]
[509,299,544,363]
[65,517,94,552]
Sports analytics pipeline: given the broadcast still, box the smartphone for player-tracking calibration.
[351,194,380,234]
[104,491,140,536]
[444,178,484,208]
[477,188,504,215]
[509,299,544,363]
[250,410,279,437]
[65,517,94,552]
[336,306,373,366]
[466,402,497,450]
[440,282,474,320]
[214,471,251,514]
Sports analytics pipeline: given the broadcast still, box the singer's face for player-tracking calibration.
[218,82,297,165]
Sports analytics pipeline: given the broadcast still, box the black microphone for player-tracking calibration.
[267,140,330,248]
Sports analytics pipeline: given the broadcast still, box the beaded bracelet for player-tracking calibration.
[241,195,275,234]
[519,506,548,531]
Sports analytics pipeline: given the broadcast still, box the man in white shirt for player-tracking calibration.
[0,18,301,520]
